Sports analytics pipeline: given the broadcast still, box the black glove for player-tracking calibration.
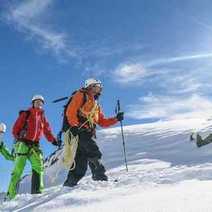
[52,139,61,147]
[70,126,80,137]
[57,139,62,147]
[0,141,3,149]
[116,112,124,121]
[57,131,62,141]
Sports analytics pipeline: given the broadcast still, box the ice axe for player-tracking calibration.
[52,97,68,103]
[115,100,128,172]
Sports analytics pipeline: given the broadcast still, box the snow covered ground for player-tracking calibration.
[1,118,212,212]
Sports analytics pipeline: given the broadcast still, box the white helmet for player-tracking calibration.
[32,95,45,103]
[84,78,102,88]
[0,123,6,133]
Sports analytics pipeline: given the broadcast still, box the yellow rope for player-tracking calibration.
[79,102,99,129]
[63,129,78,170]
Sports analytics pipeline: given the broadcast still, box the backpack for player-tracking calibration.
[18,110,31,139]
[17,110,45,139]
[61,89,87,132]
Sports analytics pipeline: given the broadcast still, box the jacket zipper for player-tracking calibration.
[32,111,38,141]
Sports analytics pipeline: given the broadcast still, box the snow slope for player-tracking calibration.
[1,118,212,212]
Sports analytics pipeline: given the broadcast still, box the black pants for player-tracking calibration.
[64,130,107,186]
[31,170,41,194]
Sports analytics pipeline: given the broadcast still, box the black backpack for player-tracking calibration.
[17,110,31,139]
[17,110,45,139]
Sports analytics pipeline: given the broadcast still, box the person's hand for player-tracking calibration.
[70,126,80,137]
[0,141,3,149]
[0,132,4,148]
[52,139,61,147]
[116,112,124,121]
[57,139,62,147]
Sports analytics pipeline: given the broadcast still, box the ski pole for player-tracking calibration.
[116,100,128,172]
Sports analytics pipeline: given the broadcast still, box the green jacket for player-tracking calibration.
[0,142,14,161]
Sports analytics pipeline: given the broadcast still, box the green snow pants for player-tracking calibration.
[7,141,44,199]
[0,143,14,161]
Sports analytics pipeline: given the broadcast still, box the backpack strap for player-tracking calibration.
[18,110,31,139]
[65,89,88,114]
[61,89,88,132]
[79,88,88,107]
[40,110,45,123]
[20,110,30,126]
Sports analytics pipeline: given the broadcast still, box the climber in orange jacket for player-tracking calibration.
[63,78,124,187]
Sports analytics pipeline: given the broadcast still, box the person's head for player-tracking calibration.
[0,122,6,134]
[31,95,45,109]
[84,78,103,97]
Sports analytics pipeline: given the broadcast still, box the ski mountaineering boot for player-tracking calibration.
[196,134,212,148]
[196,134,204,147]
[89,158,108,181]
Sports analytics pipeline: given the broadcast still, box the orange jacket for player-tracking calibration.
[66,90,118,128]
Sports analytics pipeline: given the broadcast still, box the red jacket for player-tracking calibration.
[13,107,56,143]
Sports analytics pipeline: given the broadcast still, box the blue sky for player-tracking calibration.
[1,0,212,191]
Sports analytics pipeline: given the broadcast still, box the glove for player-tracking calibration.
[0,141,3,149]
[116,112,124,121]
[57,139,62,147]
[57,132,62,141]
[70,126,80,137]
[52,139,61,147]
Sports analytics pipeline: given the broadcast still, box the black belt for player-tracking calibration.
[18,139,39,147]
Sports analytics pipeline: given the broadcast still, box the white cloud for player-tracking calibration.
[113,63,162,84]
[5,0,76,59]
[113,53,212,85]
[160,73,202,95]
[114,54,212,122]
[112,52,212,121]
[10,0,51,20]
[127,94,212,121]
[146,53,212,67]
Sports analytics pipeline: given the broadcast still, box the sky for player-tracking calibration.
[1,0,212,191]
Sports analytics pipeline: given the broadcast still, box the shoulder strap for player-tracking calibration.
[80,89,88,108]
[65,89,88,110]
[40,111,45,123]
[60,89,89,133]
[19,110,31,121]
[17,110,31,138]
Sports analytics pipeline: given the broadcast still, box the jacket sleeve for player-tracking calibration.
[12,112,27,139]
[66,91,84,127]
[97,106,118,128]
[43,116,56,142]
